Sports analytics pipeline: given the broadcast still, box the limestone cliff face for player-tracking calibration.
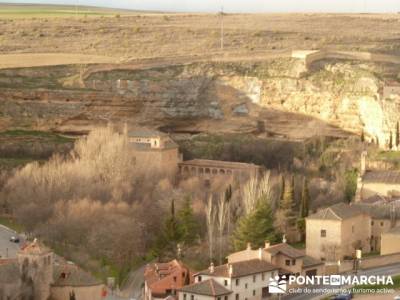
[0,59,399,144]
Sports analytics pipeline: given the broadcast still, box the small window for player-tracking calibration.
[253,290,256,296]
[253,275,256,282]
[245,283,248,289]
[235,294,239,300]
[292,259,296,265]
[285,260,290,266]
[261,273,265,280]
[184,294,187,300]
[380,222,384,227]
[371,221,374,226]
[198,276,202,282]
[217,297,221,300]
[173,276,177,282]
[235,279,239,286]
[321,257,326,261]
[191,295,194,300]
[224,279,228,286]
[321,230,326,237]
[224,296,228,300]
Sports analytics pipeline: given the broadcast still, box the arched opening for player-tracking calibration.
[219,169,226,174]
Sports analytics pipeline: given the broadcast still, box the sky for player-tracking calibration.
[4,0,400,13]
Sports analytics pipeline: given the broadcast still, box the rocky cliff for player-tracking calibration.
[1,58,399,144]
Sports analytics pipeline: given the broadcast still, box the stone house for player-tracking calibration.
[306,203,372,262]
[180,259,279,300]
[129,129,183,177]
[227,241,324,277]
[0,239,105,300]
[144,259,193,300]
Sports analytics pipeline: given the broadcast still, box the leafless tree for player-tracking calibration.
[205,195,217,263]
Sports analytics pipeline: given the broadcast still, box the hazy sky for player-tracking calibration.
[4,0,400,13]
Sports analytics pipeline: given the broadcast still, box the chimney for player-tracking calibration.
[258,248,263,260]
[228,264,233,277]
[264,240,270,249]
[209,262,214,274]
[246,242,251,250]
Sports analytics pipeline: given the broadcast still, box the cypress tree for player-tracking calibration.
[233,195,277,251]
[389,131,393,150]
[178,196,199,245]
[280,175,285,202]
[300,178,310,218]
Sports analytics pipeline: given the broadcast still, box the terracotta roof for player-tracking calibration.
[307,203,364,220]
[197,259,278,278]
[354,203,400,220]
[19,239,51,255]
[0,260,19,284]
[128,129,167,138]
[265,243,304,259]
[363,171,400,184]
[52,263,102,287]
[179,159,262,170]
[302,255,324,268]
[383,226,400,235]
[180,279,232,296]
[144,260,193,298]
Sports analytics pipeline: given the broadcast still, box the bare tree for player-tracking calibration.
[241,171,271,215]
[205,195,217,263]
[217,194,229,264]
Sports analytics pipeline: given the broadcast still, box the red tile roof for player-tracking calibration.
[144,260,193,298]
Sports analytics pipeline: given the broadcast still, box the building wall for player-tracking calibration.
[381,233,400,255]
[271,254,302,275]
[178,292,217,300]
[340,215,371,257]
[194,271,276,300]
[361,182,400,199]
[306,219,341,261]
[51,285,104,300]
[17,252,53,300]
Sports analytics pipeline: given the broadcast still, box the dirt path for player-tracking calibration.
[0,53,117,69]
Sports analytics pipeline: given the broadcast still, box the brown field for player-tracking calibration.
[0,11,400,64]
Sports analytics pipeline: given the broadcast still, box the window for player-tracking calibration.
[235,279,239,286]
[261,273,265,280]
[198,276,202,282]
[253,290,256,296]
[191,295,194,300]
[371,221,374,226]
[173,276,177,282]
[235,294,239,300]
[224,280,228,286]
[183,294,187,300]
[245,283,248,289]
[224,296,228,300]
[217,297,221,300]
[381,222,384,227]
[292,259,296,265]
[253,275,256,282]
[321,230,326,237]
[285,260,290,266]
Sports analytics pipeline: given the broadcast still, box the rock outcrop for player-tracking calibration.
[1,58,399,145]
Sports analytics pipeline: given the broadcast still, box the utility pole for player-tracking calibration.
[220,6,224,51]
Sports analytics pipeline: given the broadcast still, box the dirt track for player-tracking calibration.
[0,53,117,69]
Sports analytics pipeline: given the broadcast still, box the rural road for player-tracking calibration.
[0,225,23,259]
[284,263,400,300]
[0,53,117,69]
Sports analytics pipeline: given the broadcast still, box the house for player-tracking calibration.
[129,129,183,176]
[360,170,400,200]
[0,239,105,300]
[227,241,324,277]
[51,263,105,300]
[381,226,400,255]
[144,259,193,300]
[179,259,279,300]
[306,203,371,262]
